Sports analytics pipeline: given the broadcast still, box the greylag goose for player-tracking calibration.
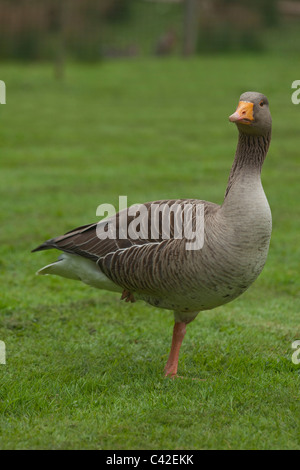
[32,91,272,377]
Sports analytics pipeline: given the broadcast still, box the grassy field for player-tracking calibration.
[0,56,300,450]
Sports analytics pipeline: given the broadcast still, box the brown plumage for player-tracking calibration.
[32,92,272,377]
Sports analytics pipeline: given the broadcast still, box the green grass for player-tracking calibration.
[0,56,300,449]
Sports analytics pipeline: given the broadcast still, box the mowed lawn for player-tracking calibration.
[0,56,299,450]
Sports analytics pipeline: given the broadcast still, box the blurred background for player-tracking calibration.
[0,0,299,69]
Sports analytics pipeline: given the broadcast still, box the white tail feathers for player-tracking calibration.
[36,258,80,280]
[35,253,122,292]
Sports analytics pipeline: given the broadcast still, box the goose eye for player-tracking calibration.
[259,100,264,107]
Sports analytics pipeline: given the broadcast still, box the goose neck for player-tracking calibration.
[224,131,271,199]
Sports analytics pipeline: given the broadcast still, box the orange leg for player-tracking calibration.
[164,322,186,378]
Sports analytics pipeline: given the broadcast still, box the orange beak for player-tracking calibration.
[229,101,254,125]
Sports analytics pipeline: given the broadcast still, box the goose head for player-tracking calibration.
[229,91,272,136]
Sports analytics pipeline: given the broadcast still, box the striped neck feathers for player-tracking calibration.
[224,130,271,199]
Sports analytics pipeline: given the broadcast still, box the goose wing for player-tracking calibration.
[32,198,217,293]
